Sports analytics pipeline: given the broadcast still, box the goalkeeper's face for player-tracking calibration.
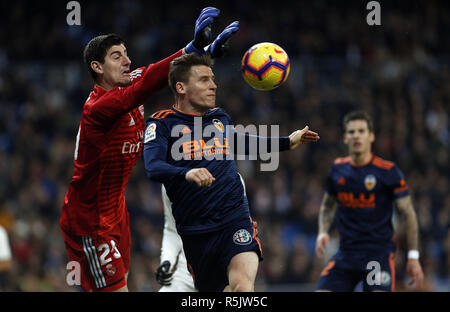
[100,44,132,88]
[178,65,217,111]
[344,119,374,155]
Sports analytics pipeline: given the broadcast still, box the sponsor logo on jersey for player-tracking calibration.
[181,138,229,160]
[337,192,375,208]
[144,123,157,143]
[122,141,142,154]
[233,229,252,245]
[213,119,224,133]
[364,174,377,191]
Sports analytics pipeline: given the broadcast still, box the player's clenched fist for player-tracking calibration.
[186,168,216,187]
[315,232,330,259]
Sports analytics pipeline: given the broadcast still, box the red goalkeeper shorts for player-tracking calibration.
[61,210,131,292]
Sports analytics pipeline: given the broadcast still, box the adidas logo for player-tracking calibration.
[337,177,346,185]
[129,113,135,126]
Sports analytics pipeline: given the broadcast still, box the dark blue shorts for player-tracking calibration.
[316,249,396,292]
[180,216,263,292]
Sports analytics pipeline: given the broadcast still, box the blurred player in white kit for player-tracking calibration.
[156,185,197,292]
[156,174,247,291]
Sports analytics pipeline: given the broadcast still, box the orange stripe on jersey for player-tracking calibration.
[394,179,409,193]
[389,253,395,291]
[334,156,351,165]
[394,186,408,193]
[152,110,174,119]
[160,111,175,119]
[151,110,167,118]
[372,156,394,170]
[154,111,165,118]
[250,216,262,257]
[320,260,336,276]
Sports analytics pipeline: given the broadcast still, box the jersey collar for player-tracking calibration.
[350,153,374,167]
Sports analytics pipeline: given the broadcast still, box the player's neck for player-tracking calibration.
[350,151,373,166]
[173,102,208,116]
[95,81,115,92]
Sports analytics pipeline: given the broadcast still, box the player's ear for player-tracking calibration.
[369,131,375,143]
[343,132,349,145]
[176,82,186,95]
[91,61,103,76]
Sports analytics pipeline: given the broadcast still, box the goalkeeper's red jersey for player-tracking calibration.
[60,50,183,235]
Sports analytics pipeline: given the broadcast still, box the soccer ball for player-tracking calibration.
[241,42,290,91]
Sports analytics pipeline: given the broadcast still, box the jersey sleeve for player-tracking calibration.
[325,166,337,197]
[224,110,290,155]
[88,50,183,125]
[386,164,409,199]
[143,119,190,184]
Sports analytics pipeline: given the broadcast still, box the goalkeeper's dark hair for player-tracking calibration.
[168,53,214,95]
[343,110,374,132]
[83,33,125,81]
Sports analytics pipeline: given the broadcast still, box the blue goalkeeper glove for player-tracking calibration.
[207,21,239,58]
[185,7,220,54]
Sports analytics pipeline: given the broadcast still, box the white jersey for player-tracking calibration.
[158,174,246,292]
[0,225,11,261]
[159,185,196,292]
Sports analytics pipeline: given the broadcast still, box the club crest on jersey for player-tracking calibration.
[144,123,156,143]
[106,264,116,277]
[233,229,252,245]
[213,119,224,133]
[364,174,377,191]
[375,271,391,286]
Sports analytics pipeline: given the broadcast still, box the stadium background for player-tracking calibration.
[0,0,448,291]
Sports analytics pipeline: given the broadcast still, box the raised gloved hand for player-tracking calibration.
[155,260,173,286]
[207,21,240,58]
[185,7,220,54]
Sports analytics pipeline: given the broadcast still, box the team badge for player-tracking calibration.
[364,174,377,191]
[233,229,252,245]
[105,264,116,277]
[375,271,391,286]
[144,123,157,143]
[213,119,224,133]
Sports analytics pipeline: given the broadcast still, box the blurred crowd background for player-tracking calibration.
[0,0,448,291]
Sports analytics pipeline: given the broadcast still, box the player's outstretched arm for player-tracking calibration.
[289,126,320,150]
[316,193,337,259]
[395,196,424,289]
[116,7,220,111]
